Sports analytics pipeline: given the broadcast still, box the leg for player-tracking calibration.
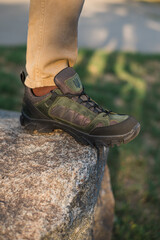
[25,0,85,89]
[20,0,140,147]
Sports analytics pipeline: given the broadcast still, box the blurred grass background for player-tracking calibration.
[0,46,160,240]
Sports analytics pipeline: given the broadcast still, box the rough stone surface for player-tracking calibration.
[0,110,114,240]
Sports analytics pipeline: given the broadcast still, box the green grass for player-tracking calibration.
[0,46,160,240]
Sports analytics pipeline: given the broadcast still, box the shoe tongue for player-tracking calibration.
[54,67,83,95]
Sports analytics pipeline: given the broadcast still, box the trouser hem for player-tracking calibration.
[25,76,56,88]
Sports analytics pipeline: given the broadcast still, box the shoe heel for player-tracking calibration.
[20,113,54,133]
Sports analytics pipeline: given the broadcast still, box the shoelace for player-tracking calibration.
[62,87,112,116]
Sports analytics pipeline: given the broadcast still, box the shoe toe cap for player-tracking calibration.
[90,116,139,136]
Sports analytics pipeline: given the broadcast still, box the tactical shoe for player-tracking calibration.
[20,67,140,147]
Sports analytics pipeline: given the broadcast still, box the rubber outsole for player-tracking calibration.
[20,112,141,148]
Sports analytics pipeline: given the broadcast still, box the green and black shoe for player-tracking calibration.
[20,67,140,147]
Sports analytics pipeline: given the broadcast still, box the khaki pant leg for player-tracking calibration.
[25,0,84,88]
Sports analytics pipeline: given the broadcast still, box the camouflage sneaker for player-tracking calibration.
[20,67,140,147]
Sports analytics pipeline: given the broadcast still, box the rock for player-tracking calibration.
[93,165,115,240]
[0,110,114,240]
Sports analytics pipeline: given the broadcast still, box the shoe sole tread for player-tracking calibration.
[20,112,140,148]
